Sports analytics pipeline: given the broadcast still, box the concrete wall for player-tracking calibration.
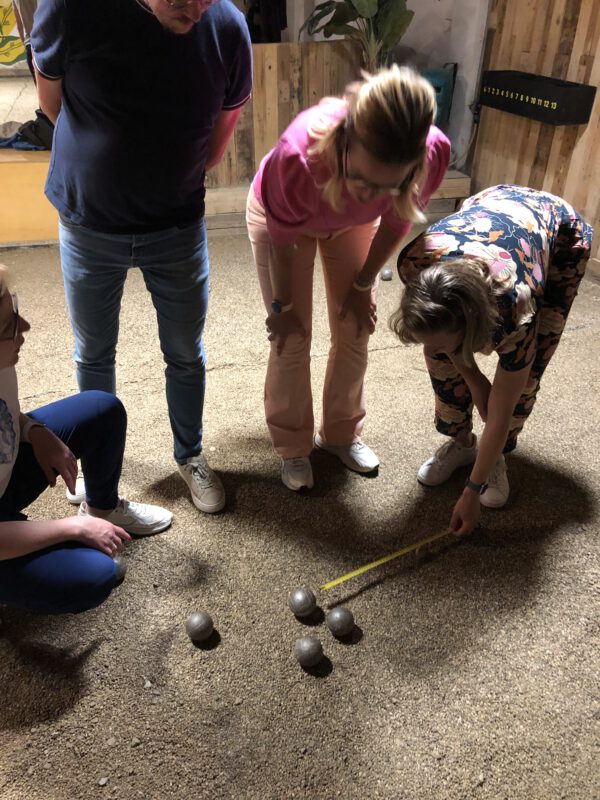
[287,0,491,170]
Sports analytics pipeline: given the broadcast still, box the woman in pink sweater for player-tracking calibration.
[246,66,450,492]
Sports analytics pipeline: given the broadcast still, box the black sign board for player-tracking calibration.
[480,70,596,125]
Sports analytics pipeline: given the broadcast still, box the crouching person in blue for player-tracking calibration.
[0,268,172,614]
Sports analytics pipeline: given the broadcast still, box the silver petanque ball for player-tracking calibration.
[288,586,317,617]
[185,612,214,642]
[380,267,393,281]
[293,635,324,668]
[326,607,355,638]
[113,554,127,584]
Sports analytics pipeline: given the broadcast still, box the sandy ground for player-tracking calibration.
[0,237,598,800]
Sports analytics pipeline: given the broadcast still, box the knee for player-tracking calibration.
[81,391,127,432]
[55,553,117,614]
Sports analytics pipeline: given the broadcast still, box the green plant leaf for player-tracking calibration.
[376,1,414,50]
[323,21,362,38]
[350,0,378,20]
[298,0,338,38]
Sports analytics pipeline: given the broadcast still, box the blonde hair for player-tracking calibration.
[307,65,436,218]
[389,258,502,367]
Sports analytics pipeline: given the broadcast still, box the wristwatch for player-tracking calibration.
[464,477,488,495]
[271,299,293,314]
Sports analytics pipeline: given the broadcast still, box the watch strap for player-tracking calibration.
[464,477,488,495]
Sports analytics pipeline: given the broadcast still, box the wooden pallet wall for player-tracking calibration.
[470,0,600,259]
[205,41,362,191]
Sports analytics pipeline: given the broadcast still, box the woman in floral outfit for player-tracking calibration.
[390,184,592,535]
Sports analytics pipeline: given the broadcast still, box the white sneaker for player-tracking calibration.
[417,435,477,486]
[78,498,172,536]
[178,454,225,514]
[66,471,86,504]
[480,456,509,508]
[314,432,379,473]
[281,457,314,491]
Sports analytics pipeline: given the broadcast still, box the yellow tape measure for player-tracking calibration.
[320,529,450,591]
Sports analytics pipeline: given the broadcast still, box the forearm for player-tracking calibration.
[357,224,404,285]
[469,417,511,485]
[269,240,296,304]
[34,69,62,124]
[0,518,79,561]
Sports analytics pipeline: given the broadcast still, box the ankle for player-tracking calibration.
[456,432,474,448]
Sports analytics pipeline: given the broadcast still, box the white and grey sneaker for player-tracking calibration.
[79,498,173,536]
[480,455,509,508]
[417,435,477,486]
[281,457,314,491]
[314,432,379,473]
[178,454,225,514]
[66,471,86,504]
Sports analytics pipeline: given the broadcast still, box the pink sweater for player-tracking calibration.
[252,97,451,246]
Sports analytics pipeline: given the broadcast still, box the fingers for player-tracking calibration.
[42,464,57,488]
[115,525,132,542]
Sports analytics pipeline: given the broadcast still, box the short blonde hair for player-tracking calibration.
[307,65,436,218]
[389,259,502,367]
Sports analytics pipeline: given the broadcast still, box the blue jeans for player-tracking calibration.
[59,217,210,463]
[0,391,126,614]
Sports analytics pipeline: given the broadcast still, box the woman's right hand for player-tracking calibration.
[65,516,131,556]
[265,310,306,355]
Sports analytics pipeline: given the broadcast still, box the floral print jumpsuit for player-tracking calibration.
[397,185,593,453]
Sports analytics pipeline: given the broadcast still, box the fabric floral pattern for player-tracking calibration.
[398,184,593,451]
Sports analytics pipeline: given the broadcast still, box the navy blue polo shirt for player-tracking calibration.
[31,0,252,232]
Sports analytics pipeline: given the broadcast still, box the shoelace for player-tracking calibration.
[432,440,456,462]
[187,459,213,485]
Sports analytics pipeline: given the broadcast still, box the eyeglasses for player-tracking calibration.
[342,137,407,197]
[0,293,19,342]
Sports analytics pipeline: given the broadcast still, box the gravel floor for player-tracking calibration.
[0,239,598,800]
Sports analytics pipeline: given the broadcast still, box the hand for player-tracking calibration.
[29,426,78,494]
[265,310,306,356]
[65,515,131,556]
[449,489,481,537]
[340,287,377,337]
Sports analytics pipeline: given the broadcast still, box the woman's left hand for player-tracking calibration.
[340,287,377,336]
[29,426,78,494]
[449,489,481,537]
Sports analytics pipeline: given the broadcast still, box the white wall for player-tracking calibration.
[287,0,491,170]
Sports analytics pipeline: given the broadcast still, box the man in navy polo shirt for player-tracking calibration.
[31,0,252,515]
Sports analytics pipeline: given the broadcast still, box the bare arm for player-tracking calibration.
[0,515,130,560]
[340,222,405,336]
[357,222,406,285]
[205,106,245,172]
[34,67,62,124]
[450,362,530,536]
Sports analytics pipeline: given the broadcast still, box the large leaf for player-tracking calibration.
[298,0,338,38]
[323,21,361,38]
[376,0,414,49]
[350,0,378,19]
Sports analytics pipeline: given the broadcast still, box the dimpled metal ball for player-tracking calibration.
[113,555,127,584]
[293,635,323,668]
[380,267,393,281]
[326,607,355,637]
[185,611,214,642]
[288,586,317,617]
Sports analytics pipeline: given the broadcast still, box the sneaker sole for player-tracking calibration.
[282,478,314,492]
[189,495,226,514]
[480,495,509,509]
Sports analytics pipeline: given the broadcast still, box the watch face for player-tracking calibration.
[271,301,282,314]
